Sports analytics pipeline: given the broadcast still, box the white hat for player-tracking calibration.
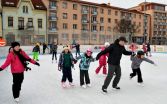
[104,42,110,47]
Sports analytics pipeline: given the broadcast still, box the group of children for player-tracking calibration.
[58,41,156,89]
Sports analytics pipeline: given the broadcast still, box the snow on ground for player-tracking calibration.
[0,53,167,104]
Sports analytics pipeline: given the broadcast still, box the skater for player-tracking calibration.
[74,41,80,58]
[0,42,40,103]
[95,42,110,75]
[52,42,58,63]
[96,37,132,93]
[42,43,48,54]
[77,48,95,88]
[142,43,147,55]
[129,42,138,52]
[32,43,40,61]
[58,45,76,88]
[146,42,151,57]
[130,51,155,85]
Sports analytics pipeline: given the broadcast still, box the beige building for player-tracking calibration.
[130,2,167,45]
[1,0,47,45]
[42,0,150,45]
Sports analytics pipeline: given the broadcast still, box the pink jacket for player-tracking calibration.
[129,43,138,52]
[99,46,108,66]
[0,50,36,73]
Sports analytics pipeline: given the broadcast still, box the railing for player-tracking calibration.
[81,20,88,23]
[49,16,58,21]
[48,28,57,32]
[91,11,98,15]
[49,5,57,10]
[82,10,89,14]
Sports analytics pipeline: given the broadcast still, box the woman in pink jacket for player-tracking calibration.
[0,42,40,103]
[95,42,110,75]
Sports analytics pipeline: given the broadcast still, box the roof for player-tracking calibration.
[1,0,47,10]
[139,2,167,6]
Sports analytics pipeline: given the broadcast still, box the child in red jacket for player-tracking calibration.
[95,42,110,75]
[0,42,40,103]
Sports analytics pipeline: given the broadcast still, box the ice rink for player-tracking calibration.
[0,53,167,104]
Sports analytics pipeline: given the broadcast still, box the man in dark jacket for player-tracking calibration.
[96,37,132,93]
[74,42,80,57]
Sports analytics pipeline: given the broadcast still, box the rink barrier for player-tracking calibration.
[0,45,167,60]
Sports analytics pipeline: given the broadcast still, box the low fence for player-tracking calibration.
[0,45,167,59]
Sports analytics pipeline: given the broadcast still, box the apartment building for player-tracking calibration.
[42,0,150,45]
[0,2,2,37]
[1,0,47,45]
[130,2,167,45]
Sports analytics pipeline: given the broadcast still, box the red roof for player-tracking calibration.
[1,0,46,10]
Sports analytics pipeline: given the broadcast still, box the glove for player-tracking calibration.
[0,68,3,71]
[58,66,62,71]
[35,62,40,66]
[25,67,31,71]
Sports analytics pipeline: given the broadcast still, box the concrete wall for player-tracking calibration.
[0,45,167,59]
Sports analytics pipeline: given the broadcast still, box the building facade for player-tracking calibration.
[1,0,47,45]
[130,2,167,45]
[42,0,150,45]
[0,1,2,37]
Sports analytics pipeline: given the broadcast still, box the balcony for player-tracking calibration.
[26,25,34,30]
[81,29,89,33]
[49,16,58,21]
[82,10,88,14]
[49,28,57,32]
[18,26,24,30]
[91,11,98,15]
[49,5,57,10]
[82,19,88,24]
[91,21,98,24]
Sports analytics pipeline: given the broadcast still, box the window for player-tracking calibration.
[100,17,104,23]
[92,16,97,21]
[27,18,33,28]
[23,6,28,13]
[108,10,111,15]
[100,26,104,31]
[50,1,56,7]
[73,24,77,29]
[63,13,68,19]
[115,11,118,16]
[62,2,67,9]
[18,17,24,30]
[73,4,77,10]
[63,23,68,29]
[134,14,136,18]
[8,17,13,27]
[139,22,141,26]
[73,14,77,20]
[108,18,111,23]
[91,25,97,31]
[62,33,69,40]
[100,8,104,14]
[50,21,56,29]
[139,15,141,19]
[38,19,42,28]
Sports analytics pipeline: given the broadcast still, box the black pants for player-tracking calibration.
[80,70,90,86]
[130,68,143,83]
[52,52,57,60]
[102,64,121,89]
[76,50,80,57]
[43,48,46,54]
[62,67,72,83]
[12,73,24,98]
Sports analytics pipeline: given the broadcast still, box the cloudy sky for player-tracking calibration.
[83,0,167,9]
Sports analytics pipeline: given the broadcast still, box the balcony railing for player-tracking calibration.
[81,29,89,33]
[49,16,58,21]
[82,10,89,14]
[91,11,98,15]
[82,19,88,23]
[18,26,24,30]
[49,28,57,32]
[49,5,57,10]
[91,21,98,24]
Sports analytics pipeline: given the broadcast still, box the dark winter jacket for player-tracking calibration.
[96,40,132,65]
[77,53,95,70]
[58,52,75,69]
[75,44,80,51]
[33,45,40,53]
[52,44,58,52]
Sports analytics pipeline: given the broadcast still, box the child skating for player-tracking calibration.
[77,48,95,88]
[58,45,76,88]
[32,43,40,61]
[95,42,110,75]
[130,50,156,86]
[0,42,40,103]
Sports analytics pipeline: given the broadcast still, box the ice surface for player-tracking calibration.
[0,53,167,104]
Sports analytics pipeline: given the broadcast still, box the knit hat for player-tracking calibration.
[86,48,92,53]
[104,42,110,47]
[137,51,145,56]
[63,45,70,51]
[119,36,128,42]
[11,42,20,48]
